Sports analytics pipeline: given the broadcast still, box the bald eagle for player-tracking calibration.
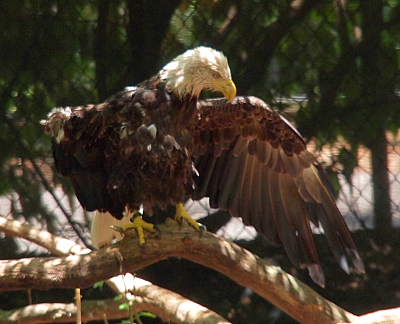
[43,47,363,286]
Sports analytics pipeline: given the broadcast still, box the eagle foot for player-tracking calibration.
[175,203,206,234]
[111,211,158,246]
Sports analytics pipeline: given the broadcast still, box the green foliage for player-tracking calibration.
[93,281,105,290]
[118,320,133,324]
[118,302,130,311]
[112,292,155,324]
[3,0,399,168]
[137,311,156,319]
[114,294,123,301]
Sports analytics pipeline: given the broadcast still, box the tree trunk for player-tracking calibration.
[94,0,111,100]
[124,0,181,86]
[360,0,392,242]
[370,127,392,242]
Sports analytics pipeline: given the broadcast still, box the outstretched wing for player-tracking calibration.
[193,96,364,286]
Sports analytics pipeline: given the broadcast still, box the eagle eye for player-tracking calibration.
[212,72,221,79]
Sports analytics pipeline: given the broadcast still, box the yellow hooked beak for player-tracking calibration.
[212,79,237,103]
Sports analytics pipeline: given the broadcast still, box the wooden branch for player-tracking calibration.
[0,218,358,324]
[0,280,231,324]
[0,298,154,324]
[343,307,400,324]
[0,216,90,256]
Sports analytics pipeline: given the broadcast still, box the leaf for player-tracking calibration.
[118,302,129,310]
[118,320,132,324]
[93,281,105,290]
[114,294,123,301]
[138,311,157,319]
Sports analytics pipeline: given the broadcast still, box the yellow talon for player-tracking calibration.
[175,203,203,231]
[111,210,157,246]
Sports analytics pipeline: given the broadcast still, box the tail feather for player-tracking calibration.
[91,211,131,248]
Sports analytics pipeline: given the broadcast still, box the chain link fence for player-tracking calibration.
[1,0,400,321]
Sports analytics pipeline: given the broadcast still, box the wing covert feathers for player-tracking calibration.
[194,96,364,286]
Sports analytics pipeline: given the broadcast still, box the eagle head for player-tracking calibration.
[160,46,236,102]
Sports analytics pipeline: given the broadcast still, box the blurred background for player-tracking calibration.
[1,0,400,323]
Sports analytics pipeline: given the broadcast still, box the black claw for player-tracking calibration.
[177,216,184,226]
[153,224,161,237]
[198,223,206,237]
[141,243,147,254]
[110,226,124,236]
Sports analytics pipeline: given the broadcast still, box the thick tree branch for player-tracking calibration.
[0,218,358,324]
